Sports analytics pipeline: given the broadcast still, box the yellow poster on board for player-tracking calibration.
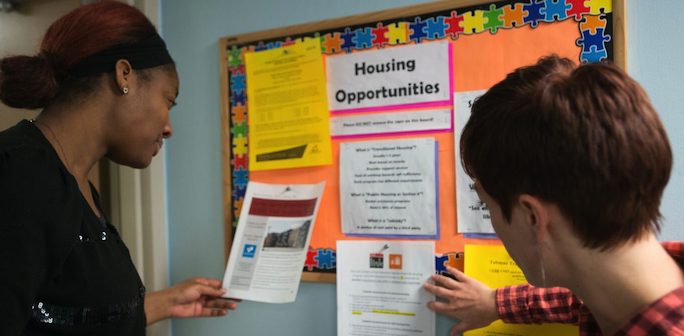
[245,38,332,171]
[464,245,578,336]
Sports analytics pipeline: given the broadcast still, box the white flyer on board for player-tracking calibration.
[221,181,325,303]
[337,240,436,336]
[326,42,450,111]
[454,90,494,234]
[339,138,438,237]
[330,108,452,137]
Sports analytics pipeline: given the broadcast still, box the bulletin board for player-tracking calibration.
[219,0,626,283]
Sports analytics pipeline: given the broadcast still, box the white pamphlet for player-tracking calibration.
[337,240,435,336]
[339,138,438,237]
[454,90,494,233]
[221,181,325,303]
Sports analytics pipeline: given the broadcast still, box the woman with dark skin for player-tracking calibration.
[0,2,237,335]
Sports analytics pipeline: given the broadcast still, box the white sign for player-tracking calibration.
[339,138,437,236]
[221,181,325,303]
[454,90,494,234]
[330,108,452,137]
[326,42,450,111]
[337,240,436,336]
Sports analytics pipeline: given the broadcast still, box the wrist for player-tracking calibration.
[488,289,501,323]
[144,289,173,325]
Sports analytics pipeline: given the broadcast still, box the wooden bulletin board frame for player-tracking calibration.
[219,0,627,283]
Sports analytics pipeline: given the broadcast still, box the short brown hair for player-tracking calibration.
[460,56,672,250]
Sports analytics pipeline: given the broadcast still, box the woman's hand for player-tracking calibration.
[423,266,500,335]
[145,277,240,325]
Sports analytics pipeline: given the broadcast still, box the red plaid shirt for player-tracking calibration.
[496,242,684,335]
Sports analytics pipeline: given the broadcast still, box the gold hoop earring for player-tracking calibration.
[123,87,129,94]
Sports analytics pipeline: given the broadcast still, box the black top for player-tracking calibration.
[0,120,146,336]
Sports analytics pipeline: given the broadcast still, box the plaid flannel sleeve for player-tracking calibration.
[496,284,583,325]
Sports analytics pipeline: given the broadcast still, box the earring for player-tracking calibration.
[123,87,129,94]
[539,243,547,288]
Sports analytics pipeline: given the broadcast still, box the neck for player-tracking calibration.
[35,100,108,181]
[553,234,683,336]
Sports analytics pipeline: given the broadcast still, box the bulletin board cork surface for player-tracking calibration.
[219,0,626,283]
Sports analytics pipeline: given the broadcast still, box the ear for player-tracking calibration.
[518,195,549,243]
[114,60,133,94]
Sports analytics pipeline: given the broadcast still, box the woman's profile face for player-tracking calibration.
[106,67,178,168]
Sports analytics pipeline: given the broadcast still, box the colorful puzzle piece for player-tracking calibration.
[566,0,591,20]
[576,28,610,52]
[322,32,343,54]
[231,103,247,123]
[241,45,255,56]
[445,252,465,272]
[315,33,326,53]
[340,28,357,53]
[354,27,373,49]
[254,41,269,52]
[541,0,571,21]
[371,23,389,48]
[231,154,248,170]
[232,135,247,156]
[304,248,318,271]
[408,17,428,43]
[315,249,336,269]
[386,22,408,45]
[233,166,249,187]
[231,121,247,138]
[233,197,244,218]
[425,16,447,39]
[228,46,243,68]
[483,4,504,34]
[230,64,245,76]
[523,0,546,28]
[580,45,608,63]
[502,3,525,28]
[580,13,607,34]
[231,184,246,199]
[444,11,464,39]
[585,0,611,15]
[231,91,246,106]
[460,10,486,34]
[281,37,296,47]
[435,255,449,275]
[230,74,246,93]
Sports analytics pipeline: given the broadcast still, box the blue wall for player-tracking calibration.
[162,1,684,335]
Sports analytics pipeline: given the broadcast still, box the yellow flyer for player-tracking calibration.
[244,38,332,171]
[464,245,578,336]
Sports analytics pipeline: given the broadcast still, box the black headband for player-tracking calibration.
[68,34,174,78]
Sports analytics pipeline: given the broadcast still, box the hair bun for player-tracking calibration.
[0,53,59,109]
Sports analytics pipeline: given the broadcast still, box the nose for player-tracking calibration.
[163,122,173,139]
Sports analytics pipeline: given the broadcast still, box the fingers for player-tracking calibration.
[425,300,456,315]
[430,272,462,290]
[192,277,224,289]
[216,297,242,302]
[446,266,468,282]
[193,282,227,297]
[423,282,460,300]
[200,308,229,317]
[205,298,238,310]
